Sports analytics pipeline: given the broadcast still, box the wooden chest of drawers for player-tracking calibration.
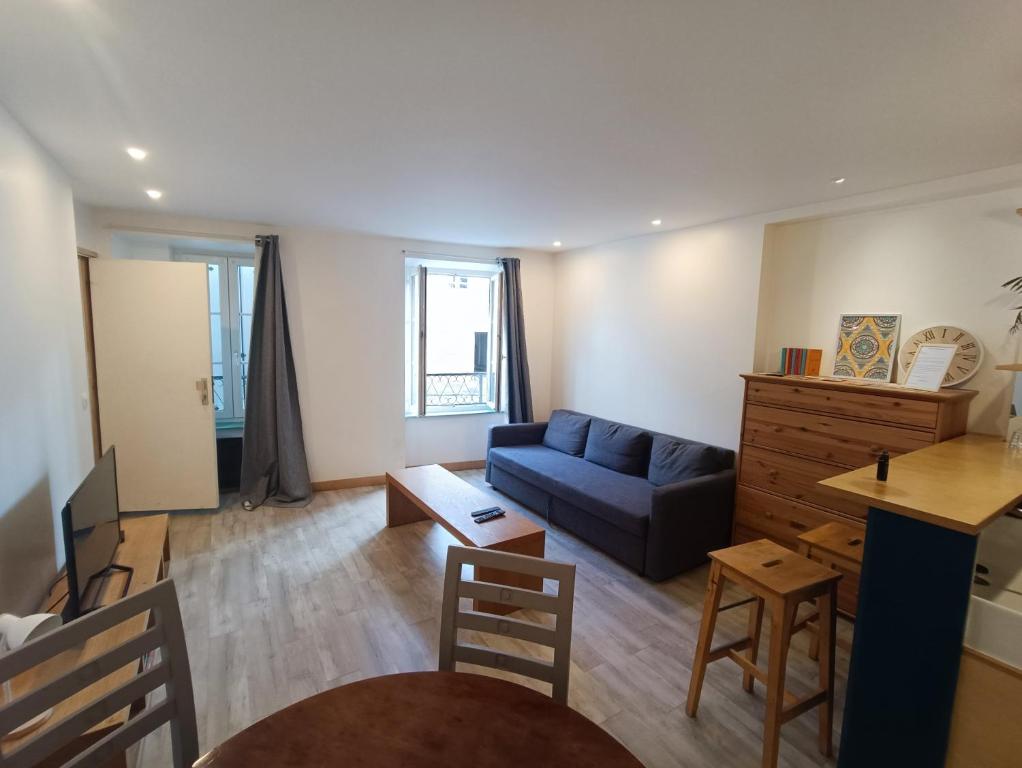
[734,374,976,616]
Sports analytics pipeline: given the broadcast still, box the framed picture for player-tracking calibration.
[832,314,901,382]
[903,343,957,391]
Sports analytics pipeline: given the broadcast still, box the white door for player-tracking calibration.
[90,259,219,511]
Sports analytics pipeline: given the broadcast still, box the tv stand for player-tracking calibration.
[65,563,136,621]
[6,514,169,767]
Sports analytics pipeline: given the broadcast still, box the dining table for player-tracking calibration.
[193,670,643,767]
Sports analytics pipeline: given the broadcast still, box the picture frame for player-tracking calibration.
[832,314,902,382]
[902,343,957,391]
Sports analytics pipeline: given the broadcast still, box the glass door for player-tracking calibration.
[175,251,255,423]
[231,259,256,415]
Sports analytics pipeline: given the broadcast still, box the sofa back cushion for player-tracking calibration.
[542,410,591,456]
[583,418,652,476]
[647,435,729,486]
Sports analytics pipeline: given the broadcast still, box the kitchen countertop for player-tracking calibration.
[818,433,1022,535]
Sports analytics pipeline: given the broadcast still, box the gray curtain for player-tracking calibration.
[240,235,312,509]
[498,257,534,423]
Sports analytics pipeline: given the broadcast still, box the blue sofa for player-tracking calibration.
[486,410,736,581]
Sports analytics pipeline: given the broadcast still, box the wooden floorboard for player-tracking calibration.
[138,469,847,767]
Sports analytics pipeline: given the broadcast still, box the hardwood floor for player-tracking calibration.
[139,470,849,767]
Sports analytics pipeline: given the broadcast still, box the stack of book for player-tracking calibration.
[779,347,822,376]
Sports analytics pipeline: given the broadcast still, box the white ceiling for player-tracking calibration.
[2,1,1021,250]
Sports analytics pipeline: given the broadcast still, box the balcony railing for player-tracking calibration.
[425,372,487,406]
[213,375,225,412]
[212,368,248,414]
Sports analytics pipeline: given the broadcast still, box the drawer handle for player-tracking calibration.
[789,520,808,531]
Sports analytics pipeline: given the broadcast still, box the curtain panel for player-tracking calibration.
[240,235,312,509]
[498,257,534,423]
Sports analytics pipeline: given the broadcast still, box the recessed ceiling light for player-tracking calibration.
[145,189,163,200]
[125,147,147,161]
[832,177,846,185]
[552,241,562,247]
[651,219,662,226]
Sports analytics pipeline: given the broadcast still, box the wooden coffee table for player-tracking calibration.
[385,465,545,615]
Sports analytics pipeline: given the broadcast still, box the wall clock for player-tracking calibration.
[897,326,982,386]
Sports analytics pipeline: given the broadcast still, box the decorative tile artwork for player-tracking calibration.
[833,314,901,381]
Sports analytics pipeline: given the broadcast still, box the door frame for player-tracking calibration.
[77,247,102,461]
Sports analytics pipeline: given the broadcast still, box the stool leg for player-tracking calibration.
[686,561,725,718]
[817,583,838,757]
[762,597,796,768]
[743,596,764,693]
[809,558,837,662]
[797,542,821,661]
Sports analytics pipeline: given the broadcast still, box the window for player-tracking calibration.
[405,259,503,416]
[176,251,256,423]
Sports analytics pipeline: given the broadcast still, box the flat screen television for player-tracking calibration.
[61,446,129,620]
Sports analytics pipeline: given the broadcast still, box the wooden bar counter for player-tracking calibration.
[818,435,1022,768]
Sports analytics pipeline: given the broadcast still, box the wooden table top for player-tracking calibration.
[387,465,544,548]
[194,671,642,768]
[818,433,1022,534]
[4,514,169,751]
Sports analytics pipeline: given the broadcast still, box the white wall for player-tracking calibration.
[756,188,1022,435]
[110,239,171,261]
[76,172,1022,482]
[552,164,1022,450]
[0,103,93,614]
[76,208,555,480]
[278,225,405,480]
[553,220,766,450]
[404,412,506,467]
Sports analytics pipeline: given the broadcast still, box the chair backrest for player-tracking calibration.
[438,545,576,703]
[0,579,197,768]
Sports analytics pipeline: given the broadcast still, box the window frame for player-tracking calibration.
[405,260,504,418]
[173,248,256,424]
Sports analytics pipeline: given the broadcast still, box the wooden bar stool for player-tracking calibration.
[685,539,841,768]
[796,521,864,660]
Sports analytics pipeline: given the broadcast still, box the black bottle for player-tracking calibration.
[876,449,890,482]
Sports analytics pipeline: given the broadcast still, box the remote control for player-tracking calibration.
[471,506,501,517]
[473,509,505,523]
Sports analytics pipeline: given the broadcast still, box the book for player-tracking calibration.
[805,348,822,376]
[779,347,822,376]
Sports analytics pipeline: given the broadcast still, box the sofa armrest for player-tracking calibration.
[488,422,548,449]
[485,422,548,482]
[644,469,737,581]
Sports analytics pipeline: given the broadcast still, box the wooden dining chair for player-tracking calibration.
[438,545,576,704]
[0,579,198,768]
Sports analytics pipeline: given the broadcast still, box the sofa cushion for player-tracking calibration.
[542,410,591,457]
[583,418,652,477]
[487,445,652,536]
[648,436,726,486]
